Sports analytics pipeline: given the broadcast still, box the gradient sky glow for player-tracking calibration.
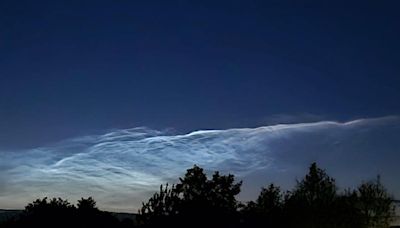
[0,1,400,211]
[1,117,400,212]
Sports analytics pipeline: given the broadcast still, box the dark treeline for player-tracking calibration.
[138,163,395,228]
[0,163,396,228]
[0,197,134,228]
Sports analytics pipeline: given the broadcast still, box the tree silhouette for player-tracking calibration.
[138,184,180,227]
[292,162,337,203]
[3,197,127,228]
[177,168,241,227]
[138,163,397,228]
[332,190,365,228]
[284,162,338,228]
[77,197,97,211]
[241,184,283,228]
[16,197,77,227]
[256,184,283,214]
[75,197,122,228]
[138,165,242,228]
[356,176,395,228]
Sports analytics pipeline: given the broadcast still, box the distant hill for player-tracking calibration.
[0,210,21,222]
[110,211,137,223]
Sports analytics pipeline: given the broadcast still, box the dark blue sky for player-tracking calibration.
[1,0,399,149]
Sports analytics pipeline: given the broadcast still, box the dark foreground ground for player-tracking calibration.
[0,209,136,224]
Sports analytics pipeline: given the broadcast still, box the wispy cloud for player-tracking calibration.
[0,116,399,212]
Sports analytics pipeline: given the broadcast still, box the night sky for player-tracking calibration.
[0,1,400,211]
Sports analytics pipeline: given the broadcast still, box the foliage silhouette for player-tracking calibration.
[138,163,395,228]
[138,183,180,226]
[18,197,77,227]
[77,197,97,211]
[240,184,283,227]
[283,162,338,228]
[1,197,130,228]
[240,162,395,228]
[356,176,395,228]
[138,165,242,228]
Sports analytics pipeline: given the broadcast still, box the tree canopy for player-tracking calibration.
[138,165,242,228]
[139,163,395,228]
[1,197,130,228]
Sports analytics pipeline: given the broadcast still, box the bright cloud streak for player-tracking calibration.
[0,116,399,212]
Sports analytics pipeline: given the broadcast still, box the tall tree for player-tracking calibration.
[138,184,180,226]
[285,162,337,228]
[138,165,242,228]
[256,184,283,213]
[356,176,395,228]
[241,184,283,228]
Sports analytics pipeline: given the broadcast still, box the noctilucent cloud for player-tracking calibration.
[1,1,400,212]
[0,116,399,212]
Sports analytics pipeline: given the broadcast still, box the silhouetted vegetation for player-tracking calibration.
[138,165,242,228]
[239,163,395,228]
[139,163,395,228]
[0,163,396,228]
[0,197,132,228]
